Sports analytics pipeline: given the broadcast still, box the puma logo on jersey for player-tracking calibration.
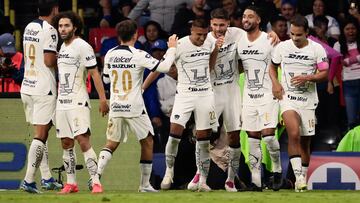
[242,50,260,55]
[190,52,210,57]
[288,54,311,60]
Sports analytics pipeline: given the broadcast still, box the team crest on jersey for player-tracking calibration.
[214,59,234,81]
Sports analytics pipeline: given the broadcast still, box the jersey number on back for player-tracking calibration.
[112,69,132,100]
[24,44,36,76]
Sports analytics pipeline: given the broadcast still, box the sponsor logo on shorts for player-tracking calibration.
[174,115,180,120]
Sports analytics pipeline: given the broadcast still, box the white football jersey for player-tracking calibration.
[56,38,97,110]
[104,45,160,117]
[175,36,215,96]
[272,39,328,109]
[237,32,275,106]
[208,27,244,88]
[21,19,58,95]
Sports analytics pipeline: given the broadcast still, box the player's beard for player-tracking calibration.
[243,22,256,33]
[61,30,75,42]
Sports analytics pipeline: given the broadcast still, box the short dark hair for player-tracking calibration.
[210,8,230,20]
[117,19,137,42]
[313,15,329,29]
[270,15,287,27]
[245,5,263,20]
[192,18,209,29]
[290,14,309,31]
[53,11,83,36]
[38,0,58,16]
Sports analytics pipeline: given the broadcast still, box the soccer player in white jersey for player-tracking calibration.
[237,6,282,191]
[187,8,280,192]
[160,18,223,192]
[269,14,328,192]
[185,8,243,192]
[20,0,62,193]
[90,19,178,193]
[52,11,109,194]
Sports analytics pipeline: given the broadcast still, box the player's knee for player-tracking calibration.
[61,138,74,149]
[288,133,300,143]
[142,134,153,147]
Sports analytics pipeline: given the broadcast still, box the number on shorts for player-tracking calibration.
[308,119,315,129]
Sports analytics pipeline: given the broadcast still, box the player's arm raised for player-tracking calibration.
[143,34,178,90]
[210,36,224,70]
[89,67,109,117]
[154,34,178,73]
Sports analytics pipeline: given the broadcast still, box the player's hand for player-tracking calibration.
[167,34,178,48]
[215,36,225,49]
[327,81,334,94]
[291,75,310,87]
[272,81,284,100]
[268,31,280,46]
[99,99,109,117]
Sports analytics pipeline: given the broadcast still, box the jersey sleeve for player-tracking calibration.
[137,50,160,71]
[271,42,282,65]
[43,26,58,53]
[315,43,329,71]
[81,42,97,69]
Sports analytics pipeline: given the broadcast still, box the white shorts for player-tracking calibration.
[242,101,279,132]
[21,93,56,125]
[56,107,91,139]
[214,84,242,132]
[280,101,316,136]
[170,94,218,130]
[106,113,154,142]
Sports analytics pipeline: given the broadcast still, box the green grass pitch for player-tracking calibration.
[0,99,359,202]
